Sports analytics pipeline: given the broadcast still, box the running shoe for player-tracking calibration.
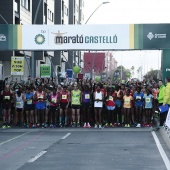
[77,122,80,128]
[94,124,98,128]
[32,124,36,128]
[105,123,108,128]
[44,123,48,128]
[87,123,91,128]
[2,125,6,129]
[127,124,130,128]
[50,124,53,128]
[110,123,113,127]
[7,125,11,128]
[114,123,117,126]
[83,123,87,128]
[53,124,57,128]
[72,122,76,128]
[117,123,121,127]
[26,124,29,128]
[59,123,62,128]
[136,123,141,128]
[99,125,102,129]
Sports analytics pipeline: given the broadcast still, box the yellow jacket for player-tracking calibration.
[163,82,170,105]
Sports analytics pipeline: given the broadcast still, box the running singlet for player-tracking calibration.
[2,90,12,105]
[82,91,90,103]
[94,91,103,108]
[123,95,133,108]
[71,90,81,105]
[15,94,24,108]
[106,95,115,107]
[144,94,153,109]
[26,93,34,105]
[50,94,58,106]
[36,91,45,102]
[60,91,69,103]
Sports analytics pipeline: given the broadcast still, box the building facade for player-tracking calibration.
[0,0,84,80]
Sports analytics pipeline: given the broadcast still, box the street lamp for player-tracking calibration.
[85,1,110,24]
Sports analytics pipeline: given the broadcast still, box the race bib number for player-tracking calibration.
[136,96,141,100]
[109,96,113,101]
[27,100,32,105]
[62,95,67,100]
[146,98,151,103]
[85,94,90,99]
[16,102,21,106]
[52,98,56,103]
[125,99,130,104]
[38,95,43,99]
[4,96,10,100]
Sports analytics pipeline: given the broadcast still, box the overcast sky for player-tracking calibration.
[83,0,169,77]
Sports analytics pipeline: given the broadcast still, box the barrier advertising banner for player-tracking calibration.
[165,108,170,128]
[11,57,24,75]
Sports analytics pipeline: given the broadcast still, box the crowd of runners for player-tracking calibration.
[0,76,170,129]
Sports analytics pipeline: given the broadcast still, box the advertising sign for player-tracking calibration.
[11,57,24,75]
[84,73,91,79]
[165,108,170,128]
[40,64,51,78]
[77,73,84,80]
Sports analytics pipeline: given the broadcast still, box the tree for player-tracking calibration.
[143,69,161,82]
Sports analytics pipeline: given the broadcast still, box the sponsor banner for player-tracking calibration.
[22,25,129,50]
[11,57,24,75]
[1,24,170,50]
[165,108,170,128]
[40,64,51,78]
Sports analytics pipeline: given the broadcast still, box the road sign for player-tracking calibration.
[77,73,84,80]
[40,64,51,78]
[11,57,24,75]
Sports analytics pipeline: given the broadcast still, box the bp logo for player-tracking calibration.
[34,34,45,45]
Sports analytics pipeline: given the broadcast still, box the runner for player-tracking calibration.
[81,85,91,128]
[1,85,13,128]
[60,86,70,127]
[25,87,35,128]
[34,85,46,128]
[14,89,25,127]
[134,86,144,128]
[105,88,115,128]
[123,89,133,127]
[49,88,60,128]
[71,84,81,128]
[143,89,153,127]
[94,85,104,128]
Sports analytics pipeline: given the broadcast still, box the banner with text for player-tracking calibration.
[1,24,170,50]
[11,57,24,75]
[40,64,51,78]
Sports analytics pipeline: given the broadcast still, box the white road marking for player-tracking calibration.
[28,151,47,163]
[152,131,170,170]
[0,132,29,146]
[61,133,71,140]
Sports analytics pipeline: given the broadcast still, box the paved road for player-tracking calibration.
[0,128,170,170]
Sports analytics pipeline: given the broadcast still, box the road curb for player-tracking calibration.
[154,117,170,149]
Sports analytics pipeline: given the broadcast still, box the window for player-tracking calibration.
[21,0,30,11]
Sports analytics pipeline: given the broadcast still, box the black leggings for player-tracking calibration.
[106,109,114,124]
[114,106,122,123]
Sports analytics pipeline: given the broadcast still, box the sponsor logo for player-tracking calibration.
[51,31,118,45]
[0,34,6,41]
[35,34,45,45]
[166,68,170,72]
[147,32,166,40]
